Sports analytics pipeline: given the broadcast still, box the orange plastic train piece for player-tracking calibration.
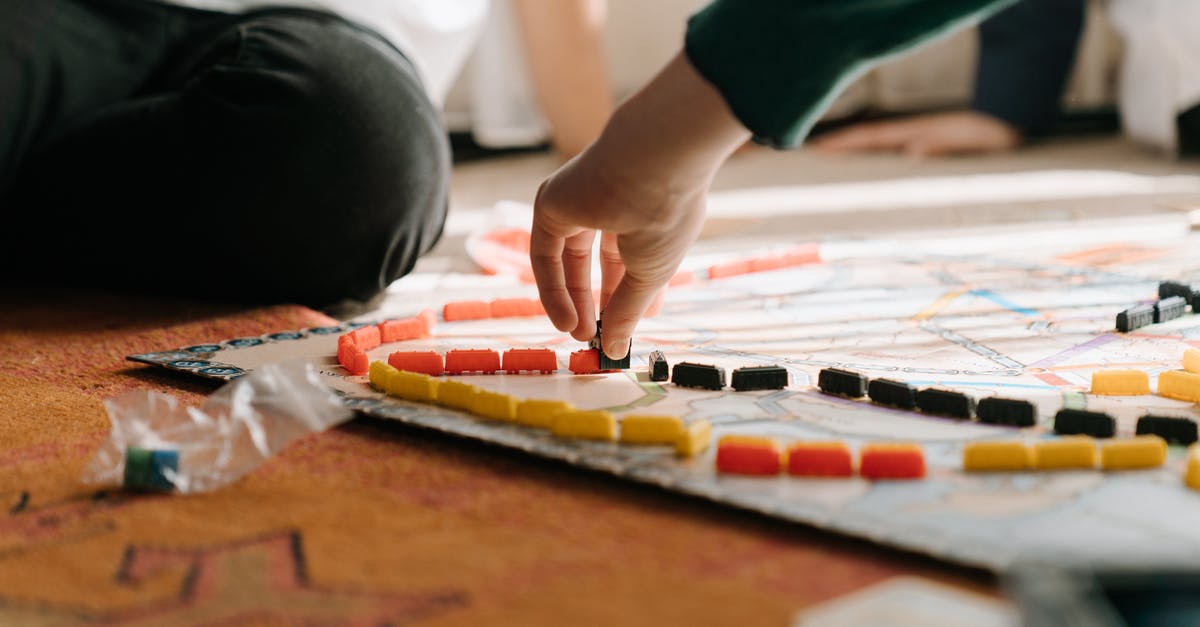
[347,325,381,350]
[786,442,854,477]
[502,348,557,373]
[388,350,444,376]
[568,349,601,374]
[707,259,754,280]
[488,298,545,318]
[378,317,426,343]
[442,301,491,322]
[749,246,821,273]
[715,437,783,475]
[337,343,369,376]
[444,349,500,374]
[859,443,926,480]
[668,270,696,287]
[418,309,438,334]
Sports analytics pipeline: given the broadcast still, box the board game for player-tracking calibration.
[130,211,1200,573]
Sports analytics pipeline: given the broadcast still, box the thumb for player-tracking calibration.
[599,274,662,359]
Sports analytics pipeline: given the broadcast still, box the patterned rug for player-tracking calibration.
[0,289,994,625]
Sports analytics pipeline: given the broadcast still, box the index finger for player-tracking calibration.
[598,231,625,311]
[529,221,578,334]
[599,272,663,360]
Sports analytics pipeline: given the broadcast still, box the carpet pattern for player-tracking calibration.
[0,289,991,625]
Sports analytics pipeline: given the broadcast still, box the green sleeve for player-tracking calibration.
[684,0,1016,148]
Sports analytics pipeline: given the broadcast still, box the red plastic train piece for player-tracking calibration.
[388,350,444,376]
[715,439,783,475]
[859,444,926,480]
[337,342,369,376]
[707,259,754,280]
[347,325,381,350]
[444,349,500,374]
[417,308,437,334]
[489,298,545,319]
[786,442,854,477]
[707,245,822,280]
[750,246,821,273]
[443,301,491,322]
[378,317,426,343]
[568,348,600,374]
[502,348,557,373]
[668,270,696,287]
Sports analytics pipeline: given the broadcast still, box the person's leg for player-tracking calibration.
[6,9,450,309]
[0,0,169,199]
[1178,105,1200,157]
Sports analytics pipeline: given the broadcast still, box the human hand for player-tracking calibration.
[531,140,707,355]
[530,53,750,358]
[809,110,1022,157]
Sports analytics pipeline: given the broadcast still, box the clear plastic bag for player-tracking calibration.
[82,360,353,493]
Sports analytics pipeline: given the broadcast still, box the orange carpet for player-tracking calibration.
[0,289,994,625]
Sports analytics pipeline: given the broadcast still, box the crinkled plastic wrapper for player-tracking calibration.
[83,360,353,494]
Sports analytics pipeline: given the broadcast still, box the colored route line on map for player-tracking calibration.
[1036,372,1073,387]
[1030,334,1120,369]
[602,372,669,413]
[969,289,1040,317]
[912,289,966,322]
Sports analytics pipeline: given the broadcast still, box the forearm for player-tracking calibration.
[598,53,749,195]
[512,0,613,157]
[685,0,1016,148]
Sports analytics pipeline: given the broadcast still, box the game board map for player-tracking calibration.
[131,218,1200,574]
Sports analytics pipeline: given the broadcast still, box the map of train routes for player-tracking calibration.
[131,214,1200,572]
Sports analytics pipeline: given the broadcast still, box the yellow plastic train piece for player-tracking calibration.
[438,380,478,411]
[387,370,439,402]
[1158,370,1200,402]
[1187,445,1200,491]
[1031,437,1097,470]
[471,390,518,421]
[1185,348,1200,374]
[551,410,617,441]
[368,361,398,393]
[675,420,712,458]
[1090,369,1150,396]
[515,399,574,428]
[619,414,684,444]
[409,375,439,403]
[1100,435,1167,470]
[962,441,1032,472]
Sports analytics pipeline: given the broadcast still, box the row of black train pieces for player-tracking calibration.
[649,351,788,392]
[649,351,1199,444]
[818,367,1198,444]
[1115,281,1199,333]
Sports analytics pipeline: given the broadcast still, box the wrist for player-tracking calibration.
[600,52,749,185]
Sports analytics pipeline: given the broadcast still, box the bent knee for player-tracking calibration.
[189,13,451,305]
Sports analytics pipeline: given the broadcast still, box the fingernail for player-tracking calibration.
[604,339,628,359]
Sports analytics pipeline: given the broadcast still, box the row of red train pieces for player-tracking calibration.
[336,310,438,375]
[442,295,665,322]
[388,348,610,376]
[340,320,611,377]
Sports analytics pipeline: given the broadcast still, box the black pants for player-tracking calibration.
[0,0,450,310]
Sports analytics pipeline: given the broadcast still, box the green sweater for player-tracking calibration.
[685,0,1015,148]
